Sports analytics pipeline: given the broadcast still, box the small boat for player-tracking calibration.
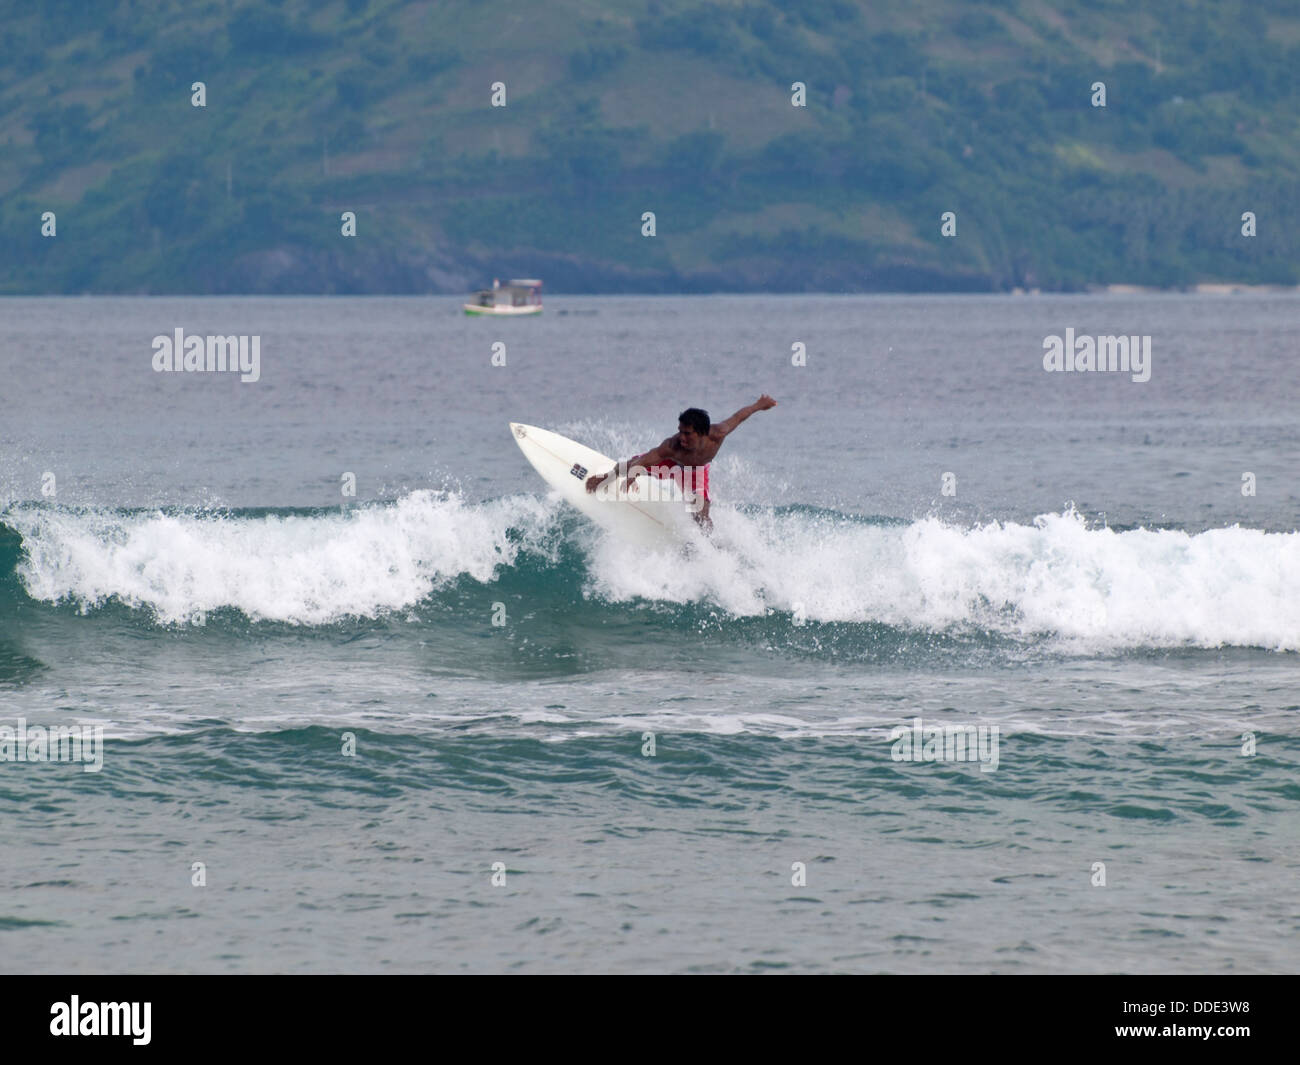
[463,279,543,316]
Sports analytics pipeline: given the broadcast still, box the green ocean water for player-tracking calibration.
[1,295,1298,972]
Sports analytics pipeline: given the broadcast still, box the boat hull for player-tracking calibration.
[463,304,543,316]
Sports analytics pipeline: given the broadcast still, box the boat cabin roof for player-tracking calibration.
[471,280,543,298]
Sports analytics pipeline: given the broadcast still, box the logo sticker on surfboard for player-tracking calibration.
[570,463,588,479]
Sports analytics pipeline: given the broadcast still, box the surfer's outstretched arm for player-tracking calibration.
[714,394,777,438]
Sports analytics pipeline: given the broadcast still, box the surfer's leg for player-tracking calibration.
[692,497,712,533]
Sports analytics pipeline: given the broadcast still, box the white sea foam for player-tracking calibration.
[8,491,556,625]
[588,506,1300,653]
[7,495,1300,651]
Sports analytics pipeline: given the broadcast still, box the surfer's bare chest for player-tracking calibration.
[663,437,721,466]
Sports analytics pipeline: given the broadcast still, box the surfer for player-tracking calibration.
[584,395,778,530]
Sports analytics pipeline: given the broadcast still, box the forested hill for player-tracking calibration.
[2,0,1298,294]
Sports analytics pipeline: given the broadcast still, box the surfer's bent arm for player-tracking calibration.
[585,441,671,493]
[714,394,777,438]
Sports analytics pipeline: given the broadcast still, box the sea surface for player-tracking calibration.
[1,293,1298,973]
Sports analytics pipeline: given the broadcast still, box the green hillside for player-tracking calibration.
[2,0,1298,293]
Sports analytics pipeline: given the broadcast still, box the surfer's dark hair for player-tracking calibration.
[678,408,710,433]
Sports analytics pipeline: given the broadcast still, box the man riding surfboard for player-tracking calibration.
[584,395,778,530]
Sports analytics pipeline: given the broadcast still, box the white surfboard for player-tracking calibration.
[509,423,697,548]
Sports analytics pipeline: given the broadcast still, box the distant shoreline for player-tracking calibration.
[3,285,1300,299]
[1087,283,1300,296]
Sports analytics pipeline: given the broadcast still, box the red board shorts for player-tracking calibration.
[649,462,710,502]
